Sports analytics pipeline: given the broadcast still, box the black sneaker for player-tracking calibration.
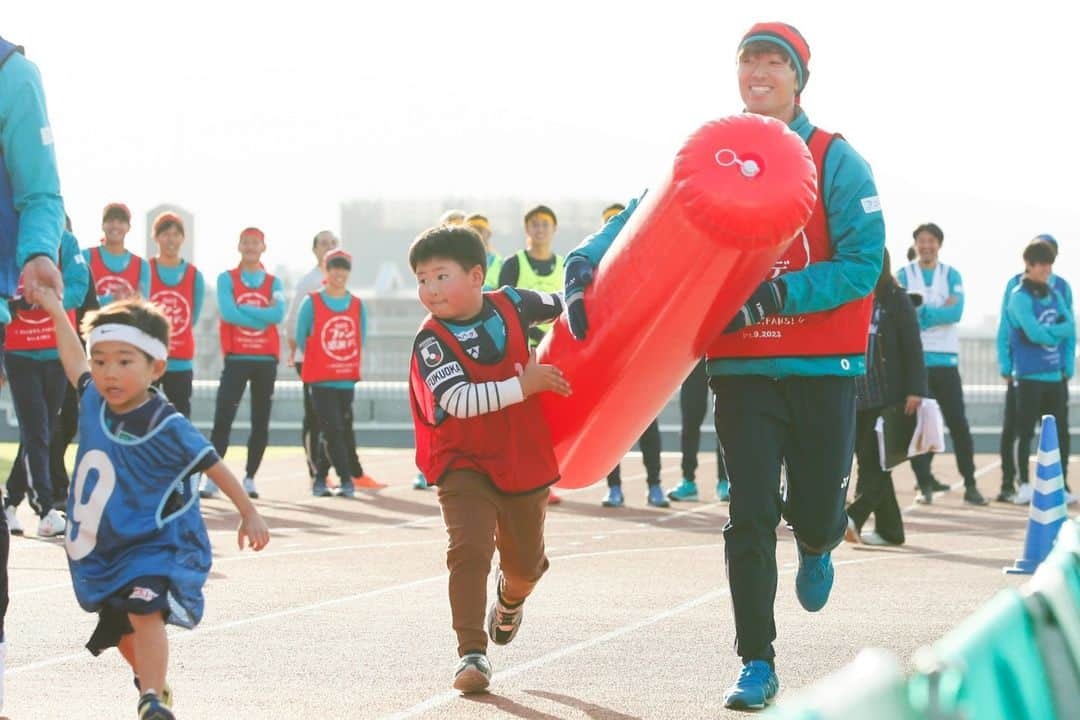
[453,652,492,693]
[915,488,933,505]
[995,488,1017,503]
[929,478,951,493]
[963,487,989,506]
[486,572,524,645]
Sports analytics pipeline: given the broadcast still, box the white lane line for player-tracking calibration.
[382,542,1016,719]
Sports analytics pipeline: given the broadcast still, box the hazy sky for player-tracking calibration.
[7,1,1078,327]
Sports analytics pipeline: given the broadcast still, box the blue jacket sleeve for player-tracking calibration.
[294,295,314,353]
[780,139,885,315]
[192,269,205,324]
[1008,291,1075,345]
[566,193,645,267]
[216,271,263,329]
[997,276,1020,376]
[0,54,63,267]
[59,231,89,311]
[238,276,286,325]
[919,267,964,328]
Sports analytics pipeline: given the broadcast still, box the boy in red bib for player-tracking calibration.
[294,249,381,496]
[82,203,150,304]
[408,225,570,693]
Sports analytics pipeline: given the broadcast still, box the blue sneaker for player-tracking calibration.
[795,545,834,612]
[338,480,356,498]
[312,479,331,497]
[601,486,624,507]
[647,484,670,508]
[667,479,699,502]
[716,479,730,502]
[413,473,429,490]
[723,660,779,709]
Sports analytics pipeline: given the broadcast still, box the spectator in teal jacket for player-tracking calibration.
[995,233,1073,503]
[564,22,884,711]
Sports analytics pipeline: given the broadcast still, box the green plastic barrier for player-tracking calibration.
[763,649,919,719]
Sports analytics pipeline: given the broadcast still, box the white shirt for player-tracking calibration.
[286,265,325,362]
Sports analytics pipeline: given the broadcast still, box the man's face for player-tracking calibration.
[238,233,266,264]
[738,49,797,121]
[102,217,130,246]
[314,232,339,263]
[525,217,555,246]
[155,227,185,259]
[914,231,941,265]
[1027,261,1053,285]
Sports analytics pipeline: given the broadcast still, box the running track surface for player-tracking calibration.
[3,449,1050,719]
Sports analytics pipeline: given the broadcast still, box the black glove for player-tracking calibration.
[723,280,787,334]
[564,256,595,341]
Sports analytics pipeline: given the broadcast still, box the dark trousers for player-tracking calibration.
[848,408,905,544]
[295,363,323,479]
[0,498,7,641]
[910,366,976,490]
[310,385,362,483]
[681,359,724,482]
[3,355,67,517]
[1000,381,1018,490]
[49,380,79,507]
[711,374,854,664]
[1014,379,1070,489]
[155,369,194,419]
[607,419,661,487]
[210,358,277,479]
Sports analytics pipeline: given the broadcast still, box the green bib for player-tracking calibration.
[513,249,564,345]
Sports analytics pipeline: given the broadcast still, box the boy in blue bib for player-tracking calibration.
[35,290,270,720]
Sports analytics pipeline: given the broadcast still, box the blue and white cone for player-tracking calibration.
[1005,415,1068,575]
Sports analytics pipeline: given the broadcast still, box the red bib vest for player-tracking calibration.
[409,290,559,494]
[707,128,873,359]
[300,292,363,384]
[218,267,280,357]
[149,260,197,361]
[5,276,76,352]
[89,246,143,299]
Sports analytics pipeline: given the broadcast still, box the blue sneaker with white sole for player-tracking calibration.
[795,544,834,612]
[723,660,779,709]
[667,479,699,502]
[647,484,670,508]
[601,486,624,507]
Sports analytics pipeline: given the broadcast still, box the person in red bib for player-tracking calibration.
[81,203,150,305]
[293,249,381,497]
[3,219,89,538]
[205,227,285,501]
[408,225,570,694]
[564,23,885,709]
[148,213,204,419]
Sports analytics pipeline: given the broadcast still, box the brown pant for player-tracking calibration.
[437,469,550,656]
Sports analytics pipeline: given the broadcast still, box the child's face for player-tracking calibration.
[414,257,484,321]
[155,227,185,259]
[102,218,130,245]
[737,49,797,121]
[90,340,167,414]
[325,266,350,292]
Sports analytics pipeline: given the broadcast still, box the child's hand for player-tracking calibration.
[27,285,63,316]
[515,349,571,398]
[238,511,270,551]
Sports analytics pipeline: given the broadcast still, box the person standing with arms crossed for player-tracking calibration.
[0,33,67,710]
[565,23,885,708]
[897,223,988,506]
[204,227,285,501]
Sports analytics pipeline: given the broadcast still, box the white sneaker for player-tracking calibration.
[1065,491,1077,506]
[1011,484,1033,505]
[861,531,896,546]
[199,475,220,499]
[37,508,66,538]
[4,505,22,536]
[242,476,259,499]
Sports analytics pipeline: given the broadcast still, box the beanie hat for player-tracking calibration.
[152,212,184,237]
[1035,233,1058,250]
[102,202,131,224]
[739,22,811,98]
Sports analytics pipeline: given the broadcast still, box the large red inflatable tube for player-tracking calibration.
[539,113,818,489]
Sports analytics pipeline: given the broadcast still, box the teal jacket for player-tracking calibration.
[7,230,89,360]
[0,44,63,268]
[896,263,964,368]
[81,247,152,305]
[153,260,205,372]
[568,108,884,378]
[216,267,285,362]
[997,272,1074,379]
[295,289,368,389]
[1007,284,1075,382]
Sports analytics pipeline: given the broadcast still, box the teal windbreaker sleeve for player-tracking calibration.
[1007,290,1075,346]
[294,294,313,353]
[216,271,265,329]
[777,138,884,315]
[0,52,63,267]
[917,267,964,329]
[566,194,644,267]
[192,268,205,324]
[996,275,1020,376]
[236,276,285,325]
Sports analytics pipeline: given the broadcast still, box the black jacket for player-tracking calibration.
[856,283,929,411]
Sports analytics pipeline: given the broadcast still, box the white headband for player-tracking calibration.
[88,324,168,361]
